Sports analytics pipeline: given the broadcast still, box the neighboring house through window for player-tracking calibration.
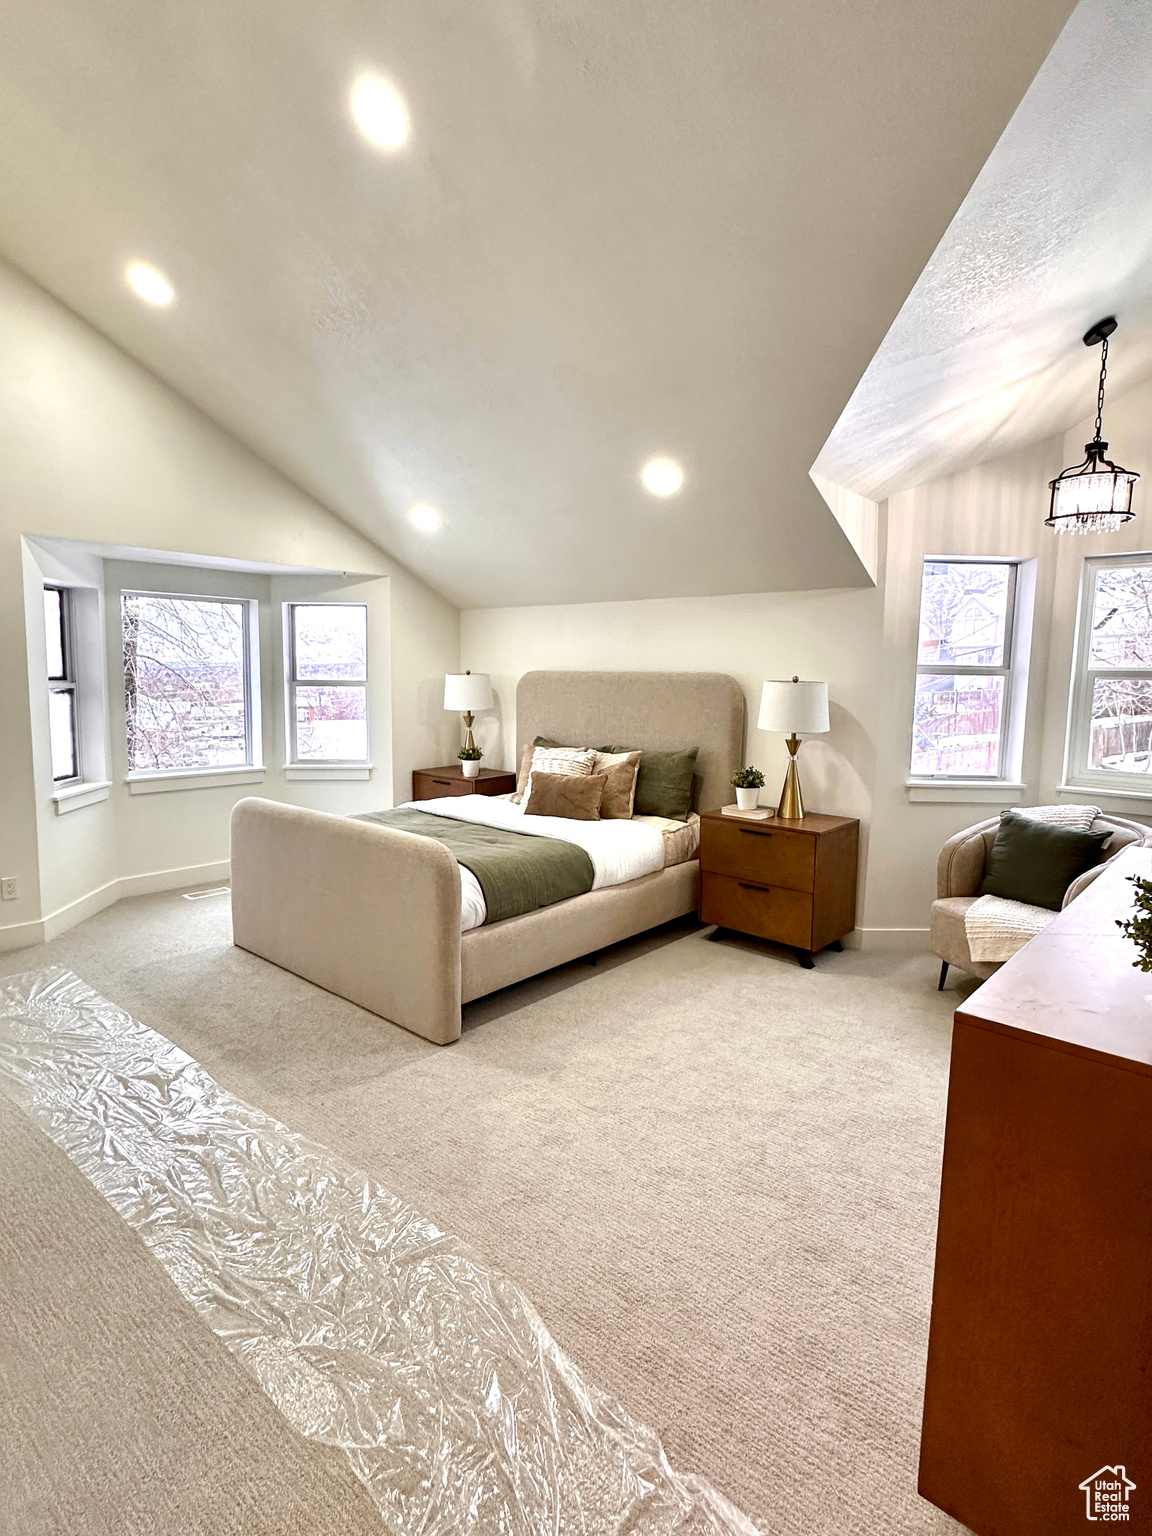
[911,558,1021,779]
[122,592,257,773]
[286,603,369,763]
[44,585,79,783]
[1066,553,1152,792]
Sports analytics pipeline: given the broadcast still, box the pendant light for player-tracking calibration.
[1046,317,1138,534]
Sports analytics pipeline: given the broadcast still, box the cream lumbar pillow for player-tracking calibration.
[519,746,595,805]
[590,750,641,819]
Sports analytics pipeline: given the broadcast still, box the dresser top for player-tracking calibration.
[958,846,1152,1075]
[699,809,858,835]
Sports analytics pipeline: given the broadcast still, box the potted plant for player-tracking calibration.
[458,743,484,779]
[731,766,765,811]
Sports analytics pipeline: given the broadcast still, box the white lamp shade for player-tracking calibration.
[444,672,494,712]
[757,679,829,735]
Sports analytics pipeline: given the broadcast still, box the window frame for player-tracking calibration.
[121,589,259,779]
[1065,551,1152,796]
[45,584,81,785]
[285,602,370,767]
[910,556,1021,782]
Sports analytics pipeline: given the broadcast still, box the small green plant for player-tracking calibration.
[1117,874,1152,971]
[731,766,765,789]
[458,744,483,761]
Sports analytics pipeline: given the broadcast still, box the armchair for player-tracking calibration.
[932,809,1152,988]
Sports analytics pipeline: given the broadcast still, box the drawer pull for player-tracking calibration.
[432,778,452,785]
[739,828,773,837]
[738,880,772,893]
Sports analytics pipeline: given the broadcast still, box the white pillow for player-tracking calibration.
[522,746,595,805]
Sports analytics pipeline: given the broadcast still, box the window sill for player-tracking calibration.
[1057,782,1152,806]
[52,780,112,815]
[127,766,265,796]
[285,763,373,782]
[906,780,1025,804]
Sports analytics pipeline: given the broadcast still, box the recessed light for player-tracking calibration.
[641,456,684,497]
[350,73,410,151]
[125,261,175,307]
[408,503,442,533]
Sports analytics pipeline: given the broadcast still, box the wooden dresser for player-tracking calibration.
[411,765,516,800]
[698,809,858,967]
[920,847,1152,1535]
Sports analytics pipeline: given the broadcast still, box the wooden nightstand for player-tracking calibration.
[699,809,859,968]
[411,765,517,800]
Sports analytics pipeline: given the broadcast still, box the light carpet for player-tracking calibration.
[0,890,976,1536]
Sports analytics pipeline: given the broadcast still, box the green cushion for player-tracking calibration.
[533,736,614,752]
[979,811,1109,911]
[611,747,698,821]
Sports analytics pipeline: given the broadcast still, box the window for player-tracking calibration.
[286,604,369,763]
[1067,555,1152,790]
[123,593,255,773]
[44,586,79,782]
[911,559,1020,779]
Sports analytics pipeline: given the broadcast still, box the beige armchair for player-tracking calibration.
[932,810,1152,988]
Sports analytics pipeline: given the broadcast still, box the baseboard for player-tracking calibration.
[0,860,232,952]
[0,915,47,953]
[843,926,931,953]
[115,860,230,903]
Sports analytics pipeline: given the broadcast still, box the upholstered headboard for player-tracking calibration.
[515,671,745,814]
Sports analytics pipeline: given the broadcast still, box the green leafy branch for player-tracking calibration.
[1116,874,1152,972]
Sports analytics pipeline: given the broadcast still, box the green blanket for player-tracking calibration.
[355,808,595,924]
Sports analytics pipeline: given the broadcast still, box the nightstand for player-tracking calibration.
[699,809,859,968]
[411,765,517,800]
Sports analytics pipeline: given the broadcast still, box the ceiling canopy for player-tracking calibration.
[0,0,1075,606]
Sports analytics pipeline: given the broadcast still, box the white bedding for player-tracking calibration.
[401,795,668,931]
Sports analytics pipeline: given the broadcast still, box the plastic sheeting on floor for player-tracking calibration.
[0,967,760,1536]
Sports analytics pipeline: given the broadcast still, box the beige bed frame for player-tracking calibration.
[230,671,745,1044]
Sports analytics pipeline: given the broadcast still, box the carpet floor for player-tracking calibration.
[0,890,977,1536]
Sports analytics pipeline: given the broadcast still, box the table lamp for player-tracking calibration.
[444,671,494,752]
[758,677,829,820]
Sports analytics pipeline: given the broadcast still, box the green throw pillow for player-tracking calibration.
[533,736,615,752]
[979,810,1109,911]
[611,746,699,821]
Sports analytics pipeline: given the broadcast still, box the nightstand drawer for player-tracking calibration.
[700,820,815,892]
[413,773,475,798]
[700,873,813,949]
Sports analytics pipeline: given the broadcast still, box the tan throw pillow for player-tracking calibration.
[524,771,607,820]
[518,746,595,805]
[591,750,641,819]
[512,743,535,802]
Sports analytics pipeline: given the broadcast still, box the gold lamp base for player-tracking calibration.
[462,711,476,752]
[776,734,805,820]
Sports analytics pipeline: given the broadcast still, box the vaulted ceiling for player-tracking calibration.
[816,0,1152,503]
[0,0,1075,607]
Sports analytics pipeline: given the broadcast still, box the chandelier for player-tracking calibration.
[1046,317,1139,535]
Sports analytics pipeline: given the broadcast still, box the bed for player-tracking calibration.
[230,670,745,1044]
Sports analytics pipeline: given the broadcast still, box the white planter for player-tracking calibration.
[735,786,760,810]
[461,759,481,779]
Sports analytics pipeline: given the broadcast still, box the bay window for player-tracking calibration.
[286,603,369,764]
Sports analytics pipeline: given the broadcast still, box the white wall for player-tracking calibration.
[0,258,459,948]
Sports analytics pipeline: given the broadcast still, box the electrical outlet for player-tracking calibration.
[0,877,17,901]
